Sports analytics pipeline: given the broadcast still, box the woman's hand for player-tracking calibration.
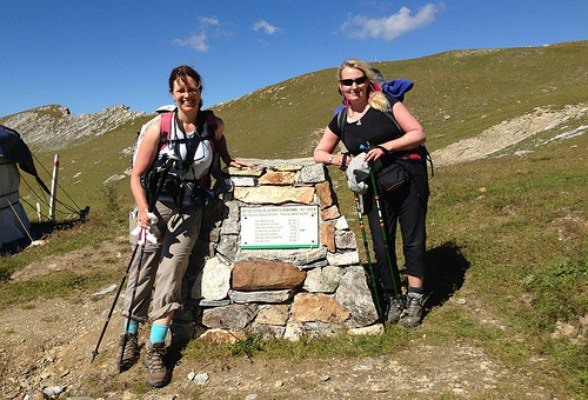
[228,159,256,168]
[136,209,152,228]
[364,146,387,163]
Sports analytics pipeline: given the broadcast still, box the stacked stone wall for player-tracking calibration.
[179,158,382,342]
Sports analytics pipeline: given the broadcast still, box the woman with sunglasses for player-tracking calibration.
[314,58,429,328]
[119,65,252,388]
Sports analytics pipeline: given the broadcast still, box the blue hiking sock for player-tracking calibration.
[124,320,139,335]
[149,323,169,344]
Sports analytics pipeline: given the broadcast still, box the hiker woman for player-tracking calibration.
[119,65,252,388]
[313,58,429,328]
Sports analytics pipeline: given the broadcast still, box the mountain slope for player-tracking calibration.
[1,40,586,215]
[215,40,588,158]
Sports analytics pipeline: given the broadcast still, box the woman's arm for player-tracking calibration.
[130,119,161,227]
[214,117,255,168]
[313,127,347,167]
[365,102,426,162]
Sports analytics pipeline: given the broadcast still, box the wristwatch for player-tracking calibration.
[340,153,348,171]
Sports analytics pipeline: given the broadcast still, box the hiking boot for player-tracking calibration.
[386,295,405,323]
[399,292,425,328]
[145,341,169,388]
[118,333,140,372]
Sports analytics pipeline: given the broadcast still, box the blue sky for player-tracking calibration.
[1,0,586,117]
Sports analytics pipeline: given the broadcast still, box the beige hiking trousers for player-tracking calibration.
[121,200,203,322]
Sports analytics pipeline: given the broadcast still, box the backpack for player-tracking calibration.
[333,68,414,117]
[134,107,231,209]
[132,106,216,175]
[334,72,434,176]
[131,105,175,167]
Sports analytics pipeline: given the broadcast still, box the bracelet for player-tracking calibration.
[327,155,335,165]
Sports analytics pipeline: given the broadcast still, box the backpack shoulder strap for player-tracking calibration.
[160,111,174,141]
[336,108,347,144]
[204,110,218,142]
[336,108,346,132]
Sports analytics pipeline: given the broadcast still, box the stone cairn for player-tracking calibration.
[177,158,382,343]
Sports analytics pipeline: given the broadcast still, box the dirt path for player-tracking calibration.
[431,103,587,166]
[0,290,557,399]
[0,224,564,399]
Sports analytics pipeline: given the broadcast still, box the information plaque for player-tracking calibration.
[240,205,319,249]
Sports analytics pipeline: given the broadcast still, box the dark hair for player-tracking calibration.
[168,65,203,93]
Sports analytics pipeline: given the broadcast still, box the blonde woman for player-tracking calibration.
[314,58,429,327]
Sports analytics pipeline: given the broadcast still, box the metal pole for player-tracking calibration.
[353,192,384,320]
[119,240,146,372]
[359,143,403,299]
[91,244,140,364]
[368,169,403,298]
[48,154,59,221]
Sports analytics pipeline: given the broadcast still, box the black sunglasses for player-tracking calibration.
[339,76,368,86]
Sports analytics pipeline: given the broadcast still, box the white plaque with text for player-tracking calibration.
[240,205,319,249]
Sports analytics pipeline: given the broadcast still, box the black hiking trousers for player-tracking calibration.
[363,160,429,293]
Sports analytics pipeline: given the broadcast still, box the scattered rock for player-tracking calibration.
[192,372,209,385]
[92,284,117,296]
[42,386,66,396]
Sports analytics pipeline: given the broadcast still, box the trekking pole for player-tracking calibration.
[359,144,403,300]
[353,192,384,320]
[118,233,147,372]
[91,243,140,363]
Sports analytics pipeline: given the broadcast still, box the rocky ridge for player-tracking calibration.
[1,105,146,151]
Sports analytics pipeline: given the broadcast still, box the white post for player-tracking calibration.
[36,202,42,221]
[49,154,59,221]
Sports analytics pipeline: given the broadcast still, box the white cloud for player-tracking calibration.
[172,16,221,52]
[253,20,281,35]
[172,32,208,52]
[341,4,439,41]
[198,16,219,26]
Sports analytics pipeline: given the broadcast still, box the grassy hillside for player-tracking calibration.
[215,40,588,158]
[6,40,586,217]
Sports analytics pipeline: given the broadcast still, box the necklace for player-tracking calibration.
[348,103,369,125]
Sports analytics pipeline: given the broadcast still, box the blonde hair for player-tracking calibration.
[337,59,390,113]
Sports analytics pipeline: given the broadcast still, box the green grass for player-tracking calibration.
[293,125,586,396]
[0,267,119,309]
[426,133,587,396]
[183,325,411,362]
[0,214,127,295]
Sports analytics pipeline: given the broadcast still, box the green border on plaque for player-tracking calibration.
[240,243,319,249]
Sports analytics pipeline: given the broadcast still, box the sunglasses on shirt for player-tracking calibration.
[339,76,368,86]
